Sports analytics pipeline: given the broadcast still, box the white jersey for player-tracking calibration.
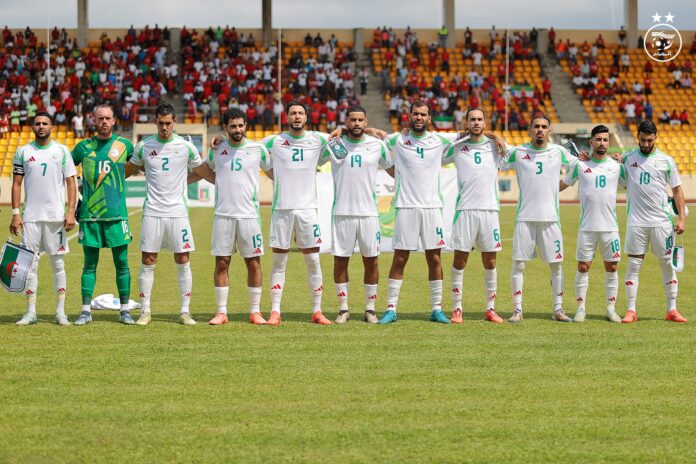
[563,157,625,231]
[503,142,576,222]
[13,141,77,222]
[442,136,502,211]
[131,134,203,217]
[263,131,328,210]
[323,135,392,216]
[387,131,457,209]
[207,139,271,219]
[622,148,681,227]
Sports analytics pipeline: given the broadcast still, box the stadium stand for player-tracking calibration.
[557,34,696,173]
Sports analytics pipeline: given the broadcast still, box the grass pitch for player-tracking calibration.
[1,205,695,463]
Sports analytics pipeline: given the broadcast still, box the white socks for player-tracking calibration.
[658,256,678,312]
[176,262,192,314]
[364,284,378,312]
[386,278,403,312]
[215,286,229,314]
[335,282,348,312]
[605,271,618,311]
[429,280,443,311]
[549,262,564,312]
[484,268,497,310]
[451,267,464,311]
[625,257,642,311]
[303,252,323,313]
[25,259,39,316]
[511,260,525,312]
[138,264,156,313]
[574,271,589,312]
[248,287,262,314]
[50,255,66,317]
[270,252,288,313]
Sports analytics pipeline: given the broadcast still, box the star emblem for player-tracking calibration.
[652,12,662,23]
[664,12,675,23]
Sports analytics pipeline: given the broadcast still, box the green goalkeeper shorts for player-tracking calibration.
[78,220,132,248]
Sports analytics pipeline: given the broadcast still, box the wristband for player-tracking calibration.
[12,208,20,215]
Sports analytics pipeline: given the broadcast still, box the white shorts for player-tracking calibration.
[211,216,264,258]
[140,216,195,253]
[625,225,674,257]
[393,208,445,251]
[22,221,69,255]
[451,210,502,253]
[270,209,323,249]
[331,215,380,257]
[513,221,564,263]
[576,230,621,262]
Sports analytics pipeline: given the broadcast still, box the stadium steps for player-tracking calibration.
[359,52,392,131]
[543,59,591,123]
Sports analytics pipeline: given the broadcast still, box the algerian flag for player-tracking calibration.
[0,241,36,293]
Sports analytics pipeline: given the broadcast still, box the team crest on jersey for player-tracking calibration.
[110,148,119,158]
[522,154,531,160]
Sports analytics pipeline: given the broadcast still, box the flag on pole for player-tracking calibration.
[0,240,37,293]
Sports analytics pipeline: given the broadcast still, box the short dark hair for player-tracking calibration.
[155,103,176,118]
[32,111,53,124]
[591,124,609,137]
[637,119,657,135]
[222,108,247,125]
[409,100,431,115]
[285,100,308,115]
[465,107,485,120]
[530,113,551,125]
[346,105,367,117]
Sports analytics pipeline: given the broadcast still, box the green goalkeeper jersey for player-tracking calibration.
[72,134,134,222]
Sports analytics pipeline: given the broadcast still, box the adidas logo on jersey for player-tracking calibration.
[282,140,290,146]
[27,156,36,162]
[253,247,262,254]
[522,154,531,160]
[183,243,191,250]
[555,253,562,259]
[631,162,638,168]
[148,150,158,157]
[437,239,445,246]
[220,149,229,156]
[612,252,621,259]
[460,145,469,152]
[337,292,347,297]
[584,168,592,173]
